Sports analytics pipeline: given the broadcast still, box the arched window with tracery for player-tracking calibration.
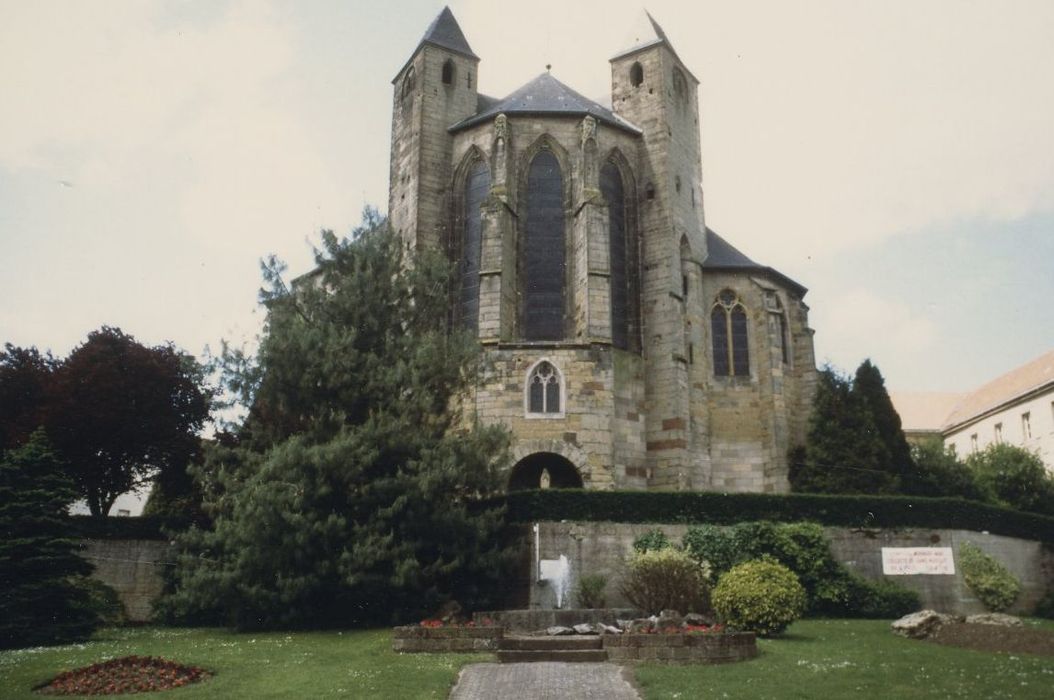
[600,161,629,350]
[460,160,490,332]
[526,360,562,416]
[523,150,565,340]
[711,289,749,377]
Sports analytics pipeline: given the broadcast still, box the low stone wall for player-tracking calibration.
[81,539,172,622]
[603,632,757,664]
[533,522,1054,615]
[391,626,503,653]
[473,608,642,632]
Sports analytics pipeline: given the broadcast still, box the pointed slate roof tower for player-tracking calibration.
[612,9,698,82]
[417,5,478,59]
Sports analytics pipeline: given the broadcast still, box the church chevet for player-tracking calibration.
[388,8,818,493]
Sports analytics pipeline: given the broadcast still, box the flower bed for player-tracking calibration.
[35,656,210,695]
[391,622,503,653]
[602,631,757,664]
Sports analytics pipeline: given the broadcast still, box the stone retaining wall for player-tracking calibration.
[81,539,172,622]
[603,632,757,664]
[391,626,503,653]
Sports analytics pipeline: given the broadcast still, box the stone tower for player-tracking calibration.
[388,7,818,493]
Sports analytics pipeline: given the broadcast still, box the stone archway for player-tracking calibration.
[508,452,584,491]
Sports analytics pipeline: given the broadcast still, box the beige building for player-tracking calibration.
[389,8,817,492]
[942,351,1054,470]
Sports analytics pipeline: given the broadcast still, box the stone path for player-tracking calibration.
[449,662,641,700]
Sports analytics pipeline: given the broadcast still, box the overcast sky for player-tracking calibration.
[2,0,1052,393]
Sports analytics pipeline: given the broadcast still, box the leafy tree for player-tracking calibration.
[46,327,211,517]
[967,443,1054,516]
[854,359,914,487]
[160,211,511,629]
[0,344,56,452]
[907,438,986,501]
[0,431,99,648]
[790,367,897,494]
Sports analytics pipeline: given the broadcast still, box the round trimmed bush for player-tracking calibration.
[712,558,806,636]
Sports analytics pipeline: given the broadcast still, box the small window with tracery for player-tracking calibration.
[527,361,562,415]
[711,289,749,377]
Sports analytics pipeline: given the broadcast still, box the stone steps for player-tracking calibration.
[497,635,607,663]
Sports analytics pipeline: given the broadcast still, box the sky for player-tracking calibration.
[1,0,1052,393]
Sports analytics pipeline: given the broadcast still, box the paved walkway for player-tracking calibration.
[449,662,641,700]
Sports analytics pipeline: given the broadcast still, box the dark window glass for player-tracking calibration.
[600,162,628,350]
[630,62,644,87]
[731,306,749,376]
[779,314,789,364]
[524,151,565,340]
[545,374,560,413]
[442,59,454,85]
[527,361,561,414]
[711,307,729,377]
[460,161,489,332]
[529,376,544,413]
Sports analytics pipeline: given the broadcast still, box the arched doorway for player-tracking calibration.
[508,452,584,491]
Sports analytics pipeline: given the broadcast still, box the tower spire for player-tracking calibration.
[418,6,477,59]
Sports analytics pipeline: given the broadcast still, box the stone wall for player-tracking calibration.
[531,521,1054,615]
[81,539,171,622]
[391,626,503,653]
[603,632,757,664]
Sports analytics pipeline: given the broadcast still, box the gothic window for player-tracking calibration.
[711,289,749,377]
[630,62,644,87]
[523,150,565,340]
[600,162,629,350]
[526,360,562,416]
[460,160,490,332]
[442,59,455,85]
[672,66,687,104]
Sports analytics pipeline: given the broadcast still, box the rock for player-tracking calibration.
[546,626,575,636]
[891,610,958,639]
[965,613,1022,627]
[600,624,622,635]
[684,612,714,626]
[628,618,653,634]
[573,623,598,635]
[657,609,684,630]
[616,618,633,631]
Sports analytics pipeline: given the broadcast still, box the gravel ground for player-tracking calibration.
[449,662,641,700]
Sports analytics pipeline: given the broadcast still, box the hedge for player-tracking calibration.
[69,515,198,540]
[499,490,1054,543]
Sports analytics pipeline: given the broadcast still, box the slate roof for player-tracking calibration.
[942,350,1054,432]
[610,10,699,84]
[393,7,477,83]
[702,228,807,297]
[449,72,642,135]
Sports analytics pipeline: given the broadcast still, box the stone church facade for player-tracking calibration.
[389,8,818,493]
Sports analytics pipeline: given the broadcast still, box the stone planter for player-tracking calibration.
[602,632,757,664]
[391,625,504,653]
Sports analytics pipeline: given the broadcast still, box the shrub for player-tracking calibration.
[682,524,738,583]
[839,574,920,618]
[959,542,1020,612]
[967,444,1054,516]
[712,558,806,636]
[73,578,127,626]
[633,529,671,553]
[575,574,608,609]
[1033,589,1054,620]
[618,548,710,615]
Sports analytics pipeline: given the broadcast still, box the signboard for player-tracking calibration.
[881,547,955,575]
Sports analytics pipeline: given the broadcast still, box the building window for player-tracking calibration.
[711,290,749,377]
[630,62,644,87]
[601,161,629,350]
[523,150,565,340]
[442,59,455,85]
[1022,412,1032,440]
[460,160,490,332]
[994,423,1003,443]
[402,66,415,98]
[672,66,688,104]
[970,434,979,453]
[526,360,563,416]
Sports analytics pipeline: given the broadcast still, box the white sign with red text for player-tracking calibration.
[881,547,956,575]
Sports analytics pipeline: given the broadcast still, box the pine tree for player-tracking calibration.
[0,431,99,649]
[853,359,913,490]
[160,211,511,629]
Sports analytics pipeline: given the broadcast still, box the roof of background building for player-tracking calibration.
[943,350,1054,431]
[702,228,807,297]
[889,392,967,433]
[449,72,642,134]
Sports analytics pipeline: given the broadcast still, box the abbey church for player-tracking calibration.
[389,8,818,493]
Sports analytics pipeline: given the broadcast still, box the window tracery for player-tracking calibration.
[711,290,749,377]
[526,360,563,416]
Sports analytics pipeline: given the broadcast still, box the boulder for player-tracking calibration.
[616,618,633,631]
[573,623,598,635]
[657,609,684,630]
[965,613,1022,627]
[599,624,622,635]
[891,610,958,639]
[628,618,653,634]
[546,626,575,636]
[684,612,715,626]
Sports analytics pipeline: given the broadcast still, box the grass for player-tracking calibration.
[635,618,1054,700]
[0,627,479,699]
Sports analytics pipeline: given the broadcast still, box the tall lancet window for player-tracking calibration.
[600,162,629,350]
[461,160,490,332]
[523,150,565,340]
[711,289,750,377]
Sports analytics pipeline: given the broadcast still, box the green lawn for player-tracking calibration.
[636,618,1054,700]
[3,621,1053,699]
[0,627,478,699]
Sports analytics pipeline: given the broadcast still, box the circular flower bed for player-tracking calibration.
[36,656,210,695]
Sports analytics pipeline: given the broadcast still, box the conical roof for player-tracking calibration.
[449,72,641,134]
[419,6,477,59]
[610,10,698,83]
